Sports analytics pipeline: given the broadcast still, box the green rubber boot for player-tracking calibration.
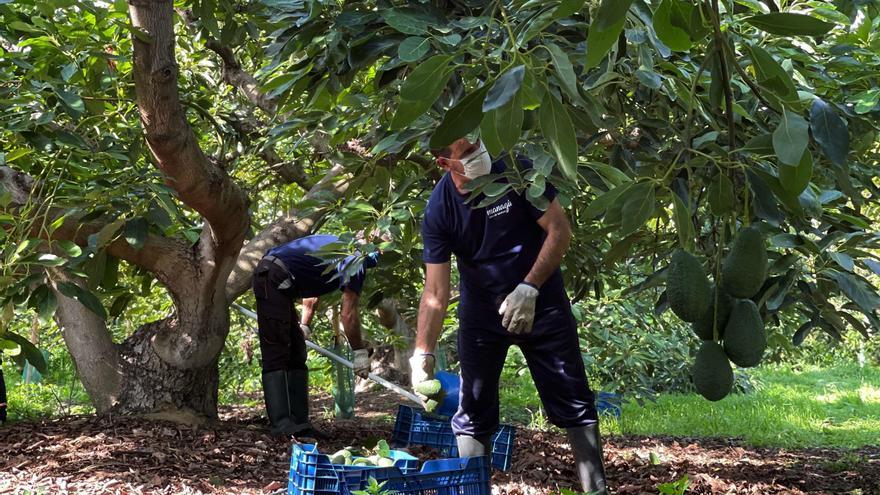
[261,370,298,436]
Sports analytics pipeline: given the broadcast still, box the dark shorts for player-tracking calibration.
[452,308,597,437]
[252,258,306,373]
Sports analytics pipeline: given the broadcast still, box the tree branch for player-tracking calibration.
[1,166,197,295]
[128,0,249,256]
[205,39,278,115]
[225,162,351,301]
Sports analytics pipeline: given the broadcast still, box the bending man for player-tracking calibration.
[253,234,377,437]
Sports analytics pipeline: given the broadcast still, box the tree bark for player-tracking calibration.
[51,273,122,414]
[115,320,220,421]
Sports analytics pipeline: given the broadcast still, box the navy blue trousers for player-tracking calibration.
[252,259,307,373]
[452,307,598,437]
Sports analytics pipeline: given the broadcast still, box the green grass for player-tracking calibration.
[500,361,880,449]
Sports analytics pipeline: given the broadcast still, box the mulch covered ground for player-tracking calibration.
[1,389,878,494]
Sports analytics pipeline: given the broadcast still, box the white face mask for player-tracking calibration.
[458,141,492,179]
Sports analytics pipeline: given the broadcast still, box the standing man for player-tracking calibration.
[252,233,378,437]
[409,138,608,493]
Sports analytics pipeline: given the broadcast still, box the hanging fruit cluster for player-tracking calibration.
[666,226,769,401]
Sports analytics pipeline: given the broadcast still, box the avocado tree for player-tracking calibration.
[1,0,879,418]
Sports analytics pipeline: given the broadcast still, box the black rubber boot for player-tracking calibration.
[262,370,298,436]
[456,434,492,458]
[286,369,326,440]
[567,423,608,495]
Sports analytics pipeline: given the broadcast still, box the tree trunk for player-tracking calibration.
[114,320,219,423]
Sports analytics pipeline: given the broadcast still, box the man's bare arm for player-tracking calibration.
[300,297,320,326]
[414,262,451,354]
[340,289,366,349]
[524,199,572,288]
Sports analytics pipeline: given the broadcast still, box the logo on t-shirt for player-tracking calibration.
[486,198,513,219]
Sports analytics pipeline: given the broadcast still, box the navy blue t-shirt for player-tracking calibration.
[267,234,369,297]
[421,156,568,329]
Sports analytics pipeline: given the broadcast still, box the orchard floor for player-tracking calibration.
[1,389,878,495]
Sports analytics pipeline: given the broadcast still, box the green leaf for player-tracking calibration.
[56,89,85,117]
[398,36,430,62]
[747,170,783,227]
[585,0,636,69]
[779,150,812,195]
[93,216,125,250]
[545,43,583,105]
[584,162,630,187]
[671,192,694,251]
[745,13,835,36]
[653,0,691,52]
[392,55,453,129]
[635,68,662,89]
[56,281,107,319]
[4,148,32,164]
[480,110,504,156]
[620,182,655,235]
[4,332,47,374]
[809,98,848,166]
[8,20,41,33]
[483,182,510,197]
[109,293,133,318]
[584,182,632,219]
[539,92,578,182]
[383,8,430,35]
[742,133,774,154]
[37,286,58,324]
[829,252,854,273]
[35,253,66,267]
[495,92,524,151]
[827,270,880,315]
[554,0,586,19]
[792,320,815,346]
[61,62,77,82]
[55,240,82,257]
[707,173,734,215]
[124,217,148,250]
[429,86,489,149]
[746,44,798,102]
[10,238,39,264]
[852,89,879,114]
[483,65,525,112]
[773,107,809,166]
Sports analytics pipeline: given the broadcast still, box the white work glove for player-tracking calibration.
[299,323,311,340]
[352,348,371,378]
[498,282,540,334]
[408,353,436,402]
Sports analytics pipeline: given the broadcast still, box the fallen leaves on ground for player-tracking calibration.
[0,389,877,494]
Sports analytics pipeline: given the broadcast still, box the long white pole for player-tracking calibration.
[232,303,422,406]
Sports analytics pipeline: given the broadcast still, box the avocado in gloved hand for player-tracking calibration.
[414,379,445,414]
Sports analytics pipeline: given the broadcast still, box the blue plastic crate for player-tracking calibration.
[391,405,515,471]
[288,443,418,495]
[288,444,489,495]
[596,391,623,418]
[341,456,490,495]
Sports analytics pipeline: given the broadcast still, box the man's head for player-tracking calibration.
[432,137,492,179]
